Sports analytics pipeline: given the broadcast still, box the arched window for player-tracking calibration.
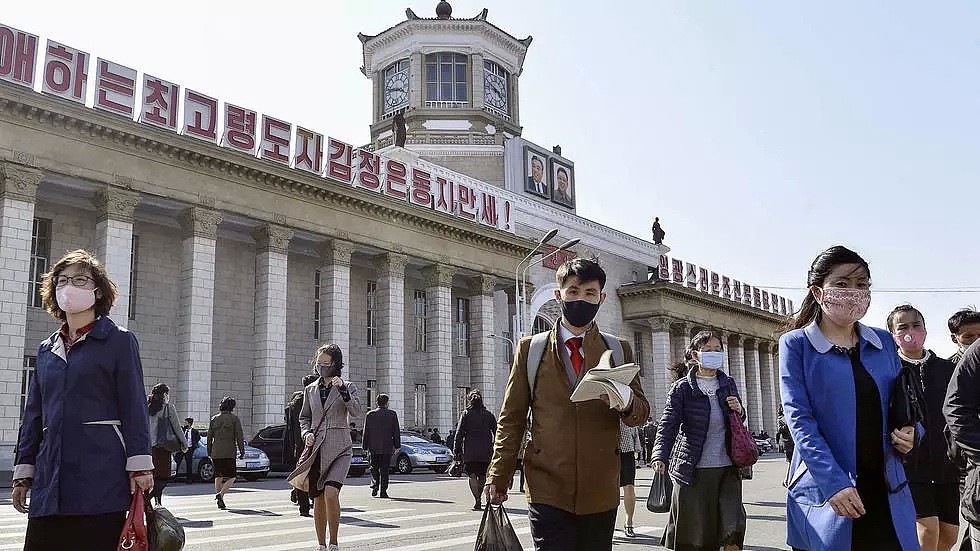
[532,315,553,335]
[382,59,410,117]
[425,53,468,107]
[482,60,509,119]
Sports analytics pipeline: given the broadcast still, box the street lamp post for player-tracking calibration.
[518,238,581,337]
[514,229,559,341]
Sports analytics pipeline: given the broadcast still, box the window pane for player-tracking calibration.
[440,64,452,83]
[425,54,436,64]
[426,64,436,82]
[427,83,438,100]
[441,84,453,100]
[455,63,467,82]
[456,84,467,101]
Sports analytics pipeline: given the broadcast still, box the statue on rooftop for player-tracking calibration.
[651,217,666,245]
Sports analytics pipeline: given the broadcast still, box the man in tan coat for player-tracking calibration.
[485,258,650,551]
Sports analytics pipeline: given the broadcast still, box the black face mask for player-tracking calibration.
[317,365,341,379]
[560,299,600,328]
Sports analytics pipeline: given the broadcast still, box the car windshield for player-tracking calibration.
[401,435,431,444]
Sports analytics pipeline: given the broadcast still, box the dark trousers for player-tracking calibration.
[176,450,194,481]
[644,443,654,463]
[371,453,391,492]
[528,503,617,551]
[25,511,126,551]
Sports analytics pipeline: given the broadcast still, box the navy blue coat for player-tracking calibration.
[652,368,744,486]
[14,317,152,518]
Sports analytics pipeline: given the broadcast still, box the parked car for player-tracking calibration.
[754,436,774,455]
[391,431,454,474]
[172,431,271,482]
[249,424,368,477]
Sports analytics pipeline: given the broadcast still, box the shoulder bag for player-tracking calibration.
[117,491,149,551]
[727,410,760,469]
[889,363,925,432]
[155,405,183,453]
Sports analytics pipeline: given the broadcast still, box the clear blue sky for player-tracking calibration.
[5,1,978,355]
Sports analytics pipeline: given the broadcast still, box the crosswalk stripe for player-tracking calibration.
[382,525,534,551]
[201,517,512,551]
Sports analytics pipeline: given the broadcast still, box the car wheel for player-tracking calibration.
[396,454,413,474]
[198,460,215,483]
[432,466,448,474]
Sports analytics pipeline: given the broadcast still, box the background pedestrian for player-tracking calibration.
[208,396,245,510]
[618,420,642,537]
[147,383,187,505]
[454,389,497,511]
[363,393,400,499]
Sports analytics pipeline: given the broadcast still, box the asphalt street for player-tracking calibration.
[0,456,793,550]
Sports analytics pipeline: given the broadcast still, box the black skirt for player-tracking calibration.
[24,512,126,551]
[619,452,636,487]
[213,458,237,479]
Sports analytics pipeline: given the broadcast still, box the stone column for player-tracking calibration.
[319,240,354,355]
[422,263,455,434]
[252,224,293,430]
[93,187,140,324]
[742,339,765,432]
[471,53,485,111]
[670,321,689,368]
[727,334,747,391]
[176,207,222,425]
[410,51,424,108]
[469,275,496,414]
[649,317,672,415]
[759,342,780,434]
[376,253,408,420]
[0,162,41,476]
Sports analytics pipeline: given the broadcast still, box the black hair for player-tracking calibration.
[949,308,980,334]
[555,257,606,290]
[886,304,924,332]
[467,389,484,410]
[689,330,723,353]
[311,343,344,375]
[556,167,568,177]
[147,383,169,416]
[785,245,870,332]
[302,373,319,387]
[530,155,543,168]
[219,396,236,412]
[377,393,390,407]
[185,417,194,424]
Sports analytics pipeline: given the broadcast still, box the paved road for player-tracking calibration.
[0,456,792,550]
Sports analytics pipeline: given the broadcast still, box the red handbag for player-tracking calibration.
[117,491,149,551]
[727,410,760,468]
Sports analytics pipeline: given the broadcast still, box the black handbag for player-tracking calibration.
[155,407,183,453]
[475,504,522,551]
[146,501,185,551]
[889,363,925,432]
[646,471,672,513]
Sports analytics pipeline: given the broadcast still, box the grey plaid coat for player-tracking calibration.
[287,379,361,492]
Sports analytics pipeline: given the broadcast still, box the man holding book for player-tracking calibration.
[485,258,650,551]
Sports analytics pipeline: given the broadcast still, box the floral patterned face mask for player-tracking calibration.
[817,287,871,327]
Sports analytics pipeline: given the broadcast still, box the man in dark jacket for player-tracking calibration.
[177,417,201,483]
[285,373,317,516]
[944,340,980,549]
[363,393,401,498]
[641,417,657,466]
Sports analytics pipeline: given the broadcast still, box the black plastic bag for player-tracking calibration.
[646,471,672,513]
[475,504,522,551]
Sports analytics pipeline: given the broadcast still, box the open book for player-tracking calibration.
[569,350,640,410]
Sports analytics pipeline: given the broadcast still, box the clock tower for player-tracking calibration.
[359,1,532,188]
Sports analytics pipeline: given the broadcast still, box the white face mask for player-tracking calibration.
[56,285,96,314]
[699,351,725,370]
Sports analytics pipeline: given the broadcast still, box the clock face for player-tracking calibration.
[484,72,508,111]
[384,72,409,111]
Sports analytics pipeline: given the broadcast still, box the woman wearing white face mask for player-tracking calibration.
[11,249,154,550]
[780,245,918,551]
[651,330,748,551]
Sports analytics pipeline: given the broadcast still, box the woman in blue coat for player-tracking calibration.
[11,249,153,551]
[780,246,918,551]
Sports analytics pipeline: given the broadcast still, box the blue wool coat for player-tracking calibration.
[652,368,744,486]
[780,321,919,551]
[14,317,153,518]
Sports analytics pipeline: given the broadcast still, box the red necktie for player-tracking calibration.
[566,337,584,376]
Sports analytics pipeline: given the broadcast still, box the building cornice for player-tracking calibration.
[0,89,534,263]
[617,281,787,326]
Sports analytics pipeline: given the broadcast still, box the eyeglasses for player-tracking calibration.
[54,275,95,289]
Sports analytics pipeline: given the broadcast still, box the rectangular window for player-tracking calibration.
[28,218,52,308]
[414,290,427,352]
[366,281,377,346]
[454,386,470,426]
[633,331,645,377]
[424,53,468,104]
[313,270,322,340]
[414,384,427,429]
[19,356,36,421]
[454,297,470,357]
[128,235,139,320]
[366,379,376,411]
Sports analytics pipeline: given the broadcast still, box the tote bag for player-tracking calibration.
[475,504,522,551]
[117,492,149,551]
[155,406,183,453]
[727,411,760,469]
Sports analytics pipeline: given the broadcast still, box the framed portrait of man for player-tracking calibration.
[550,159,575,208]
[523,146,550,198]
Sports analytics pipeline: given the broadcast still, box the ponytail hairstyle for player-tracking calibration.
[783,245,871,333]
[147,383,169,416]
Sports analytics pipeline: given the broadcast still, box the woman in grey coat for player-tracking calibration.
[147,383,187,506]
[290,344,361,551]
